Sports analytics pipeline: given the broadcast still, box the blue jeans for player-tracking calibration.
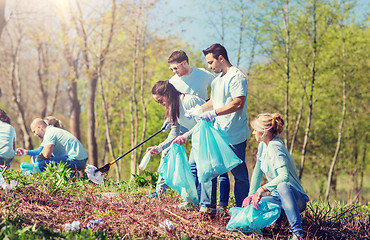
[0,157,13,169]
[218,173,230,207]
[200,140,249,208]
[37,155,87,172]
[261,182,308,236]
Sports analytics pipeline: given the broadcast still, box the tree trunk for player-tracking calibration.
[130,27,140,177]
[98,67,120,180]
[358,133,367,204]
[325,37,347,201]
[299,1,318,180]
[236,0,245,68]
[87,72,99,166]
[36,41,49,118]
[282,0,290,147]
[289,84,305,154]
[68,79,81,139]
[138,17,148,174]
[9,36,33,149]
[0,0,6,36]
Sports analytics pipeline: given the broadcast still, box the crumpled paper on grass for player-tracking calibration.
[0,172,17,190]
[85,164,104,184]
[65,221,80,232]
[159,219,175,231]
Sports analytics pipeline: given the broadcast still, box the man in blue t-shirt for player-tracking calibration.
[30,118,88,172]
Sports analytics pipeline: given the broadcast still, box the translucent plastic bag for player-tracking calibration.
[226,201,281,233]
[192,120,242,183]
[157,143,198,204]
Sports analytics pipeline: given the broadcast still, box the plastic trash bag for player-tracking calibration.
[192,120,242,183]
[65,221,80,232]
[159,219,175,231]
[0,173,17,190]
[157,143,198,204]
[139,152,151,170]
[20,162,41,176]
[226,201,281,233]
[87,219,105,229]
[85,165,104,185]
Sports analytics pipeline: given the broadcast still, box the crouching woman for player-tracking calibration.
[242,113,309,240]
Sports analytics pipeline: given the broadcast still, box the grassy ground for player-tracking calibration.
[0,165,369,239]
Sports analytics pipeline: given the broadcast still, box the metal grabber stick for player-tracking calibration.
[95,126,165,174]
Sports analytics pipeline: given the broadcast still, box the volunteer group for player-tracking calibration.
[0,43,308,240]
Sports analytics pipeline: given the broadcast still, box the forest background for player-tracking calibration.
[0,0,368,204]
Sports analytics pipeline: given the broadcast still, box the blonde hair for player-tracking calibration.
[251,113,285,136]
[44,116,64,129]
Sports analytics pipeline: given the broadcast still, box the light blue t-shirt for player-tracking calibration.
[169,68,214,100]
[41,126,88,160]
[211,66,250,145]
[0,121,16,159]
[257,137,309,200]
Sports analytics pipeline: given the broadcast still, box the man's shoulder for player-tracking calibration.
[229,66,246,77]
[193,67,214,77]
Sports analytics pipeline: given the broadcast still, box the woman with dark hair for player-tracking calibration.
[147,80,205,208]
[0,109,16,169]
[242,113,309,240]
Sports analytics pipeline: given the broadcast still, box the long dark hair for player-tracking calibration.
[152,81,181,125]
[0,109,11,124]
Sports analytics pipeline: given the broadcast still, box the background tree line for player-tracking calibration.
[0,0,368,203]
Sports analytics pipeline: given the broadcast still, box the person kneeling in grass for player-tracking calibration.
[242,113,309,240]
[29,118,88,173]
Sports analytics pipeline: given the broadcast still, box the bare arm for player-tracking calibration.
[40,144,54,159]
[201,98,213,112]
[214,96,245,116]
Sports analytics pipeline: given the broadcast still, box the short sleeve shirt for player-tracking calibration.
[42,126,88,160]
[211,66,250,145]
[169,68,214,100]
[0,121,16,159]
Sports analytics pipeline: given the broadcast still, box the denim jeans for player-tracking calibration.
[200,140,249,208]
[0,157,12,169]
[218,172,230,207]
[37,155,87,172]
[261,182,308,236]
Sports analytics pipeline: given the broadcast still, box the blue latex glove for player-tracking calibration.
[200,110,217,122]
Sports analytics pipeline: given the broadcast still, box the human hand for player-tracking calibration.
[185,105,203,119]
[199,110,217,122]
[173,136,186,145]
[242,195,253,208]
[146,145,163,156]
[161,121,170,132]
[16,148,26,156]
[251,191,263,209]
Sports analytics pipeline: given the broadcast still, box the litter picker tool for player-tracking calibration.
[95,126,165,174]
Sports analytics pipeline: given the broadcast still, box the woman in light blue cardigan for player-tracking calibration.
[242,113,309,240]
